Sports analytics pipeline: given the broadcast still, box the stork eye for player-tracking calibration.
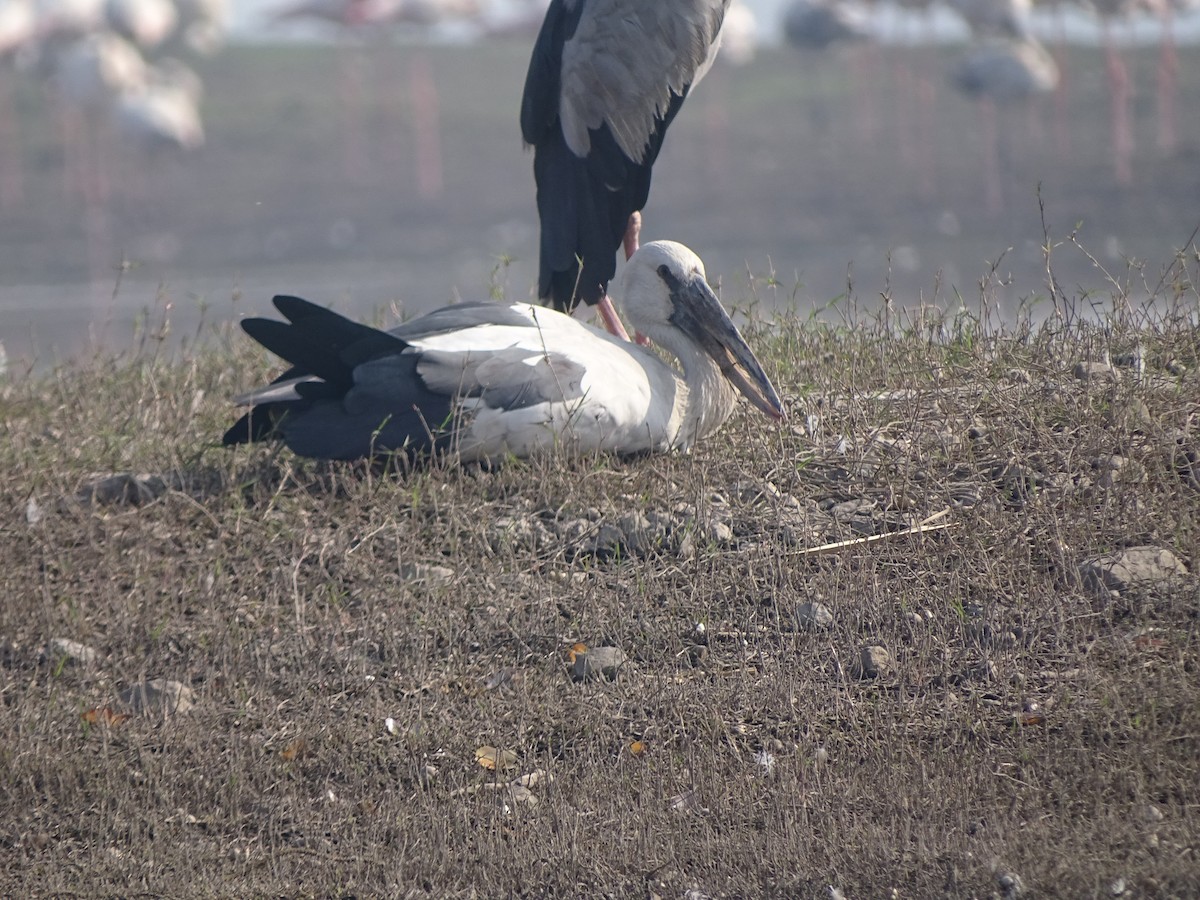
[656,264,681,291]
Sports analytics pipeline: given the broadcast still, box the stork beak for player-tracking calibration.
[671,275,787,421]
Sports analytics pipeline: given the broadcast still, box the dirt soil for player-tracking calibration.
[3,238,1199,895]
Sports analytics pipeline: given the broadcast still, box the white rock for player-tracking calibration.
[119,679,196,717]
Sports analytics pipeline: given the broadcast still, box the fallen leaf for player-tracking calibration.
[475,746,518,772]
[280,738,309,762]
[1017,713,1046,727]
[629,740,648,757]
[82,707,131,727]
[566,642,588,664]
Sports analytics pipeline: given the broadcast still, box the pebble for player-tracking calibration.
[1079,546,1188,599]
[853,645,892,679]
[1103,396,1152,431]
[1073,361,1117,382]
[794,601,834,630]
[118,679,196,717]
[44,638,98,668]
[997,870,1023,898]
[75,473,168,507]
[571,646,627,682]
[398,564,455,587]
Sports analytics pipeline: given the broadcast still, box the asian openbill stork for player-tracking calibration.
[520,0,730,342]
[224,241,785,462]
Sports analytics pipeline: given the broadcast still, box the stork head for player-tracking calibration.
[618,241,786,422]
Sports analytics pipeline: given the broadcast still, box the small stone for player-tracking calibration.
[906,612,923,626]
[616,511,654,555]
[853,645,892,679]
[571,646,627,682]
[794,601,834,630]
[507,784,538,808]
[44,638,98,668]
[1144,804,1164,823]
[118,679,196,717]
[704,517,734,545]
[1005,368,1031,384]
[997,870,1023,898]
[398,564,455,587]
[731,480,781,503]
[1103,397,1153,431]
[75,473,168,507]
[1073,361,1117,382]
[1080,546,1188,599]
[829,498,875,521]
[589,522,626,558]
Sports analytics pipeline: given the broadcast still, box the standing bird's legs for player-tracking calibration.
[616,212,651,345]
[593,211,642,342]
[1103,20,1133,186]
[623,210,641,261]
[596,295,632,341]
[1156,6,1178,154]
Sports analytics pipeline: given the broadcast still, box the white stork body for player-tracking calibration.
[0,2,36,58]
[35,0,106,41]
[716,0,755,66]
[949,0,1032,37]
[952,26,1058,214]
[114,75,204,152]
[782,0,871,50]
[224,242,785,462]
[521,0,730,341]
[173,0,228,55]
[105,0,178,50]
[54,31,146,106]
[268,0,372,25]
[375,0,481,26]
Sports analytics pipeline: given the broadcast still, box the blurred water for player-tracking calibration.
[2,23,1199,370]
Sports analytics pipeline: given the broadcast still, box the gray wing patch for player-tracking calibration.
[559,0,728,160]
[415,347,587,411]
[388,303,535,341]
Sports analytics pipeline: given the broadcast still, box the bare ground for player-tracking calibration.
[2,233,1199,895]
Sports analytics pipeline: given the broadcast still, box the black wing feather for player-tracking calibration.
[224,297,451,460]
[521,0,695,311]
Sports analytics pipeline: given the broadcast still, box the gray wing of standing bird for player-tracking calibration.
[952,37,1058,102]
[782,0,872,51]
[223,241,785,463]
[519,0,729,335]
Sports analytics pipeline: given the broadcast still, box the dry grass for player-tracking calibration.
[2,239,1199,898]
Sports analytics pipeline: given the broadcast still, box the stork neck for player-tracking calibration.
[666,335,738,450]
